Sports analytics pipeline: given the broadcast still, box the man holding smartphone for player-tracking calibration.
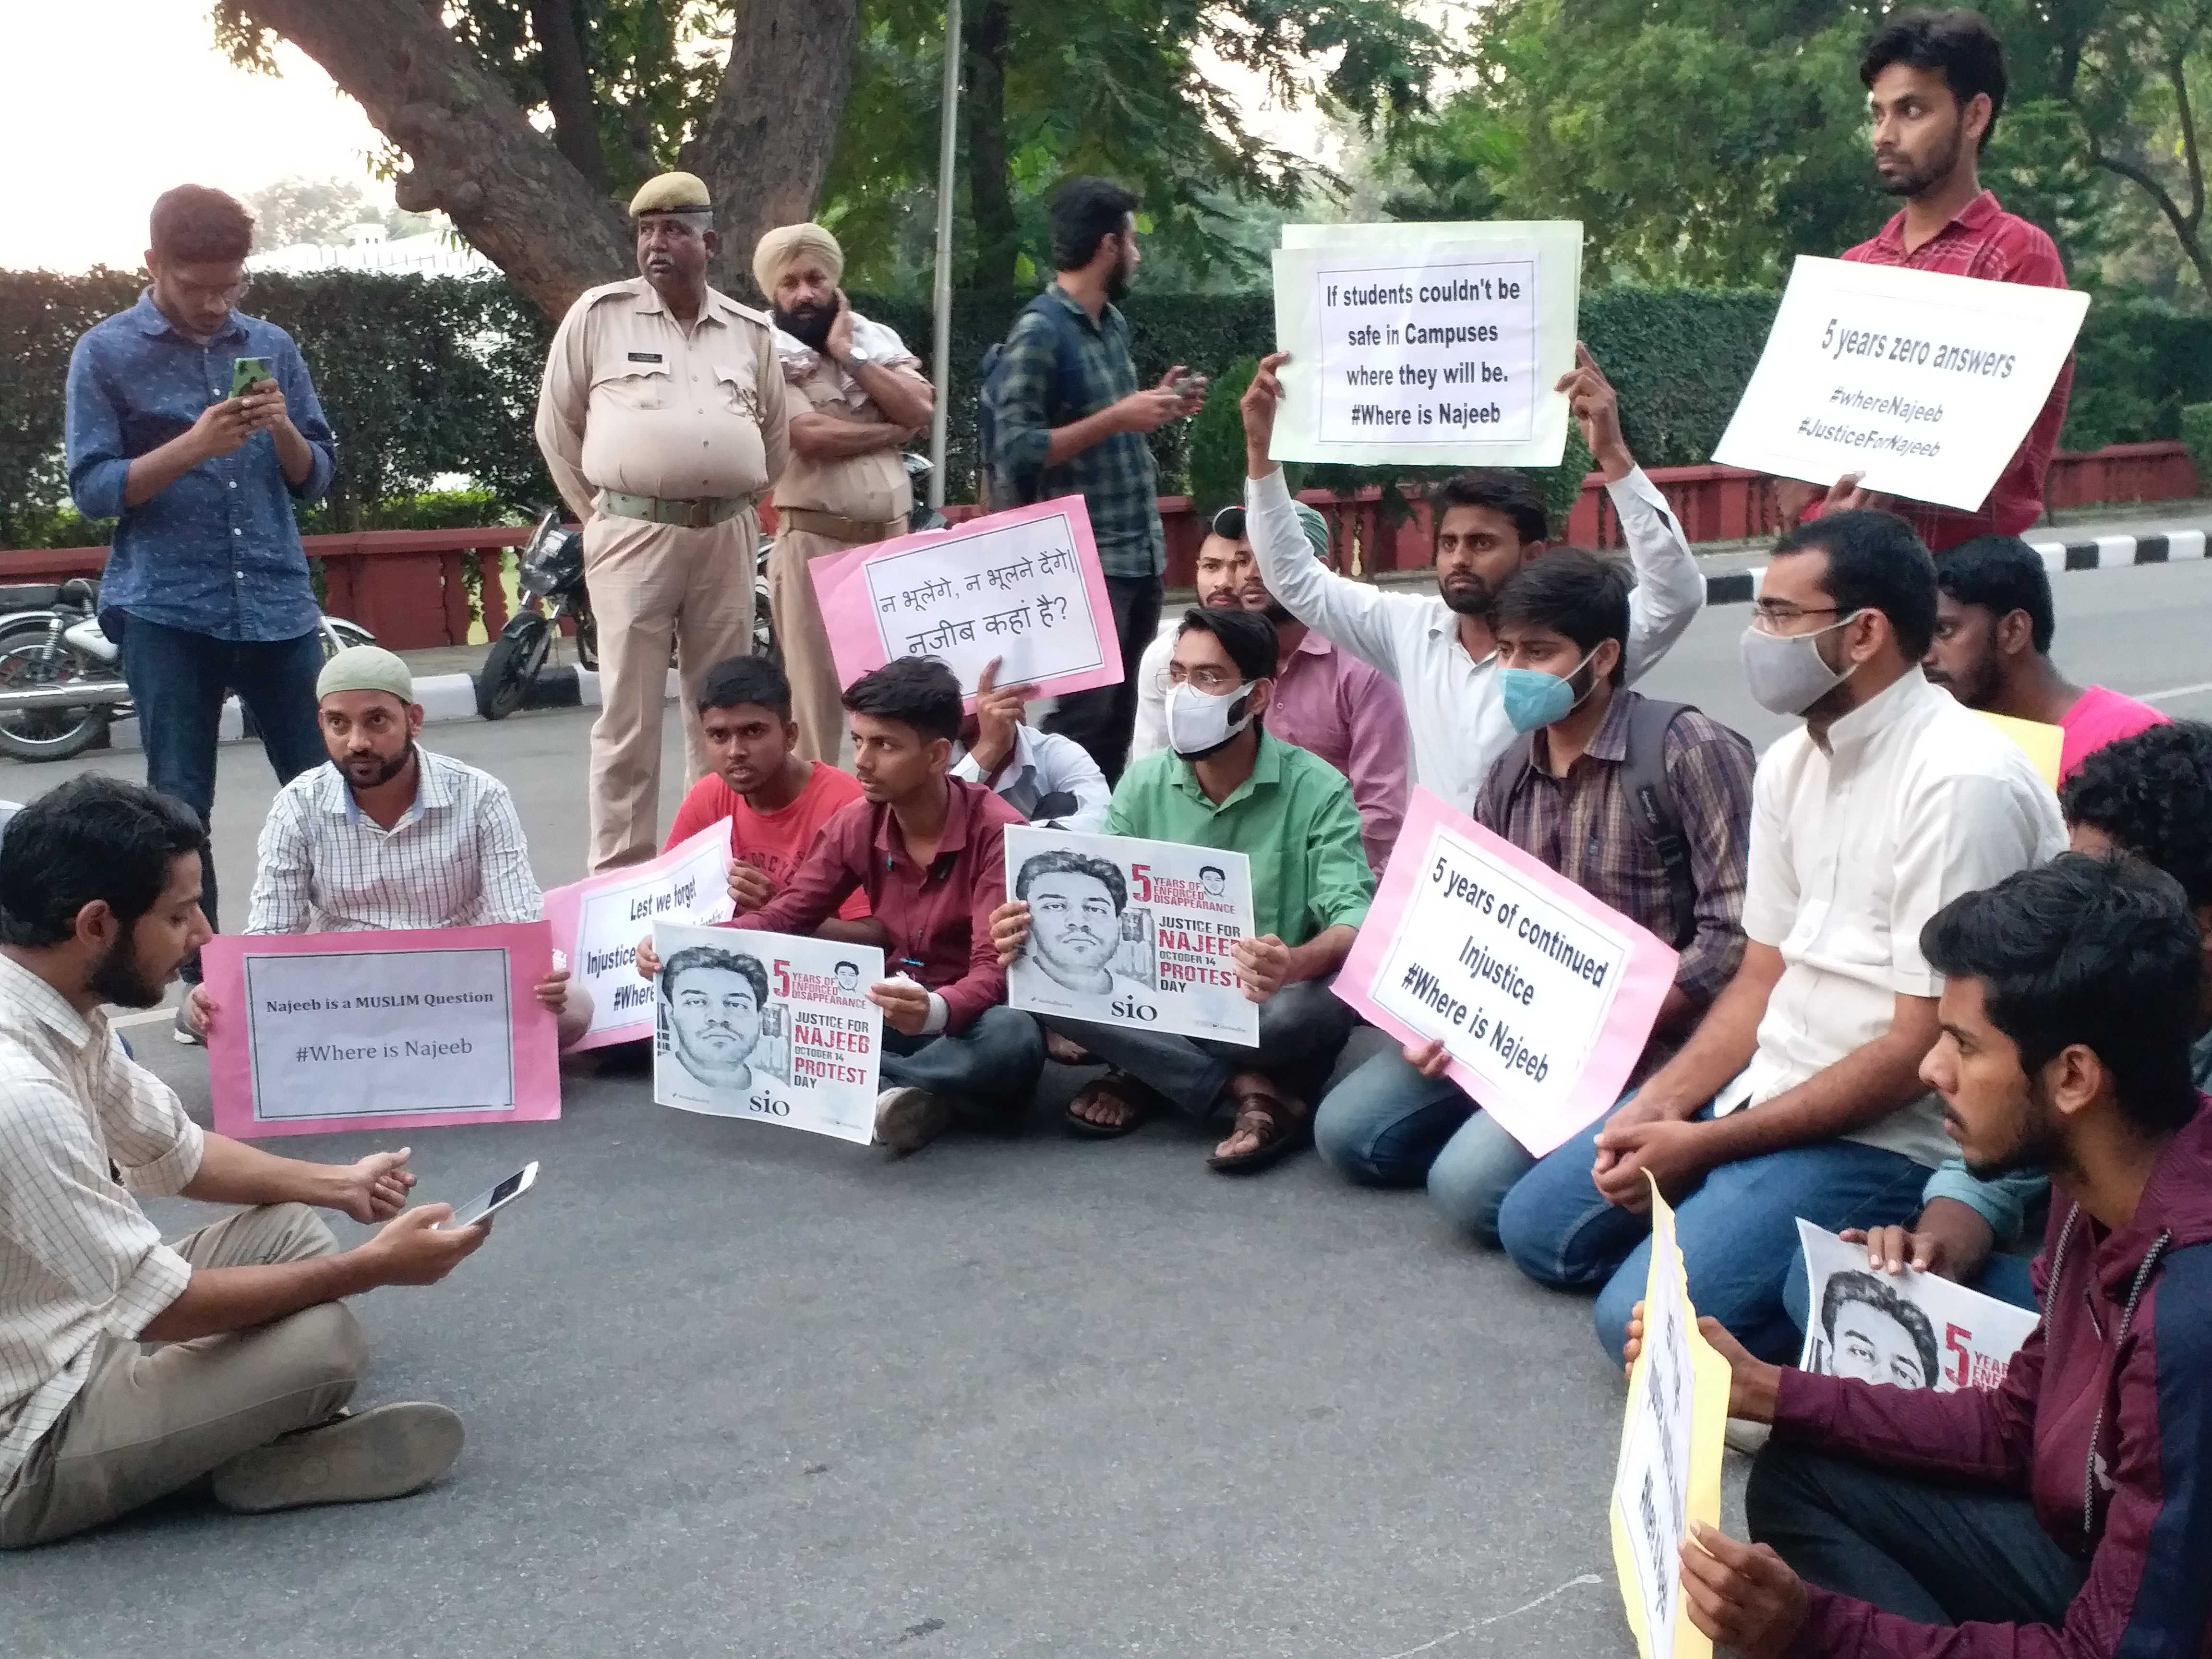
[756,222,936,763]
[64,185,338,1042]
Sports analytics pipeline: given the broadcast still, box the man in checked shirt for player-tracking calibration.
[182,647,590,1048]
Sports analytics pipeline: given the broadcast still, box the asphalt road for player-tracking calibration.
[3,559,2208,1659]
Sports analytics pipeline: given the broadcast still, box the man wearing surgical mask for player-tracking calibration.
[1494,509,2065,1367]
[989,608,1374,1172]
[1315,552,1755,1233]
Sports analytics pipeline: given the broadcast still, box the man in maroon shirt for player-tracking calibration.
[637,657,1044,1155]
[1781,10,2074,552]
[1624,855,2212,1658]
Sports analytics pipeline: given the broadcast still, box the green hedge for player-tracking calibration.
[7,269,2208,547]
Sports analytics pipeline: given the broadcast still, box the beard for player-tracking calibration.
[774,301,835,351]
[1439,574,1494,618]
[341,743,413,790]
[1105,247,1135,304]
[88,929,168,1009]
[1927,651,2002,709]
[1960,1073,2068,1182]
[1876,123,1966,198]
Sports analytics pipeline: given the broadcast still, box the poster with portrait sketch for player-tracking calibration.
[1795,1220,2041,1392]
[1001,826,1259,1045]
[650,921,884,1145]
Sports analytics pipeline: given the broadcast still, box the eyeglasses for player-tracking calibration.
[1749,601,1845,633]
[1155,663,1245,696]
[169,276,251,306]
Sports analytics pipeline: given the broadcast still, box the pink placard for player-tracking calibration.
[202,923,562,1140]
[805,494,1124,706]
[542,818,735,1050]
[1334,788,1679,1156]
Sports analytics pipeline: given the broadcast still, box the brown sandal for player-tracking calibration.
[1065,1071,1154,1139]
[1206,1086,1312,1174]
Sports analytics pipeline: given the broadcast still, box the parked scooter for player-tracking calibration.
[0,577,375,762]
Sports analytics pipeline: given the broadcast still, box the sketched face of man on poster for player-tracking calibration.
[1015,851,1131,997]
[834,960,861,995]
[660,945,770,1093]
[1792,1220,2039,1393]
[1200,865,1227,900]
[1813,1270,1942,1390]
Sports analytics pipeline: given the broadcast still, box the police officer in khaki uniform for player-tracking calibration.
[534,172,789,871]
[755,223,936,762]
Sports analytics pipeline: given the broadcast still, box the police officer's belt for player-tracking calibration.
[598,492,748,529]
[777,507,906,545]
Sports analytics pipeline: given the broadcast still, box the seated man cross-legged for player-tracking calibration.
[993,608,1375,1172]
[1636,855,2212,1659]
[1316,551,1755,1238]
[1495,510,2064,1362]
[638,657,1045,1156]
[185,646,591,1047]
[0,777,486,1549]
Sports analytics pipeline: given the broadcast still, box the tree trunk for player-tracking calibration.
[685,0,864,302]
[963,0,1021,299]
[235,0,629,320]
[529,0,611,192]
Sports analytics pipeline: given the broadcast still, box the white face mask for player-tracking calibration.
[1739,611,1866,717]
[1166,679,1258,759]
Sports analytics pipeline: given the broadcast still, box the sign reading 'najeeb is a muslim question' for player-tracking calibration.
[1715,255,2089,511]
[1269,221,1583,468]
[1333,789,1677,1156]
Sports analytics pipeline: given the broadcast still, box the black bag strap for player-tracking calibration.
[1619,697,1698,951]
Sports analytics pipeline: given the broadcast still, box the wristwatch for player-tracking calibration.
[842,343,873,369]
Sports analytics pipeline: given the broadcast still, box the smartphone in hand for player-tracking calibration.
[230,356,275,398]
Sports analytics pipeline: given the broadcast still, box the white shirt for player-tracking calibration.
[952,724,1110,834]
[1245,465,1705,812]
[1732,669,2067,1166]
[0,955,204,1483]
[1131,630,1175,762]
[247,750,544,934]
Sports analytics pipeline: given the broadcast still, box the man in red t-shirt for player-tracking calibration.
[1925,535,2167,777]
[1782,11,2073,553]
[659,655,877,941]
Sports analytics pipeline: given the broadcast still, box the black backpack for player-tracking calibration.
[977,293,1086,510]
[1491,698,1750,951]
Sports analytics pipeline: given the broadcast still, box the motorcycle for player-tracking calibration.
[0,577,375,763]
[476,455,946,723]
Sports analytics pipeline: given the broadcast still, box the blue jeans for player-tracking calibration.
[1780,1243,2039,1342]
[1312,1046,1533,1243]
[881,1007,1046,1130]
[1495,1094,1930,1364]
[120,615,326,975]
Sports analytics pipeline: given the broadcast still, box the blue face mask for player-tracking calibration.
[1498,647,1601,734]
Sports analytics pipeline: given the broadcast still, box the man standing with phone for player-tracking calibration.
[986,177,1206,782]
[64,184,338,1042]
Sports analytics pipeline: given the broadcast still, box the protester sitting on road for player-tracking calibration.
[1315,551,1755,1234]
[638,657,1044,1156]
[658,654,878,939]
[1784,718,2212,1330]
[1494,510,2065,1363]
[1130,498,1410,873]
[183,647,590,1049]
[1923,533,2166,776]
[953,656,1110,833]
[1628,855,2212,1659]
[991,608,1375,1173]
[1237,346,1704,815]
[0,775,486,1549]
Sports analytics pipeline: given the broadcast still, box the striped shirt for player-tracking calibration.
[247,749,544,934]
[0,954,204,1485]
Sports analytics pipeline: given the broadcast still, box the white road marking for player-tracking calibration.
[2144,680,2212,704]
[1368,1573,1607,1659]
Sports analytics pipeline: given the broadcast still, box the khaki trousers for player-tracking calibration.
[583,509,758,871]
[0,1203,363,1549]
[767,525,857,764]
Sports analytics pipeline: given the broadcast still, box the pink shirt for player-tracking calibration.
[1268,628,1412,874]
[2059,685,2170,780]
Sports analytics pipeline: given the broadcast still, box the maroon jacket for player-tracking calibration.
[1775,1096,2212,1658]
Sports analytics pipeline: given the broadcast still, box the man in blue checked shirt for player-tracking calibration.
[65,185,338,1038]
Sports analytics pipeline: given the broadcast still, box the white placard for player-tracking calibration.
[1268,221,1583,467]
[545,819,735,1048]
[1796,1219,2040,1392]
[1003,825,1259,1045]
[651,921,883,1144]
[1612,1190,1698,1659]
[1714,256,2089,512]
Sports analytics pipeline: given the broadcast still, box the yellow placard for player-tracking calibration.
[1609,1177,1732,1659]
[1976,710,2065,791]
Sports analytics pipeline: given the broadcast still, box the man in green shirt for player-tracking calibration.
[990,609,1374,1172]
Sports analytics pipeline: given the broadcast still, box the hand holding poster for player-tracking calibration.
[202,924,562,1139]
[1714,256,2088,511]
[542,819,736,1050]
[1795,1220,2040,1392]
[1611,1177,1731,1659]
[806,496,1122,703]
[1269,221,1583,468]
[651,920,884,1144]
[1002,825,1259,1045]
[1333,788,1677,1155]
